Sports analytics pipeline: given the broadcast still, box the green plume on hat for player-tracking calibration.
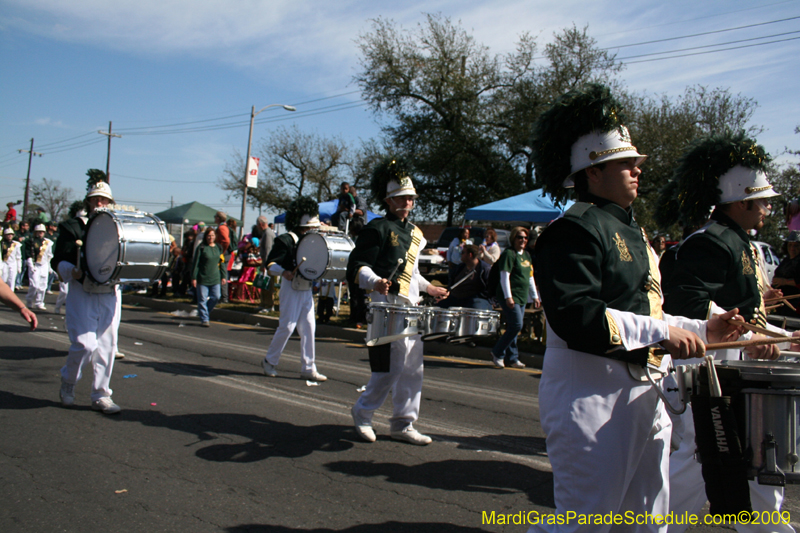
[674,130,771,229]
[531,83,629,204]
[285,196,319,232]
[370,156,412,211]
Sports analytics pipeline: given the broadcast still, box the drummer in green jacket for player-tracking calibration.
[347,157,448,446]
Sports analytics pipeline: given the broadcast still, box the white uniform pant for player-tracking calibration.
[60,281,121,402]
[264,282,317,373]
[55,279,68,310]
[1,261,17,292]
[26,261,48,307]
[667,402,794,533]
[528,348,671,533]
[353,335,424,433]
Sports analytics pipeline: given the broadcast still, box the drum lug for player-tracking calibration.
[757,434,786,487]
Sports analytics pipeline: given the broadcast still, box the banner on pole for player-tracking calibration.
[246,157,260,188]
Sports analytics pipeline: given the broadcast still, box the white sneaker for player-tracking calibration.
[59,379,75,407]
[509,361,525,369]
[92,397,121,414]
[300,371,327,382]
[491,355,505,368]
[35,304,47,311]
[391,426,432,446]
[115,352,125,360]
[351,406,376,442]
[261,359,277,377]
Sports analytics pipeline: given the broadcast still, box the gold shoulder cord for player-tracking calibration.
[643,228,665,367]
[396,226,424,299]
[750,243,768,328]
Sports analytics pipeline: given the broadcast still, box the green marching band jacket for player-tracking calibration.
[534,194,663,367]
[346,213,422,298]
[663,210,766,327]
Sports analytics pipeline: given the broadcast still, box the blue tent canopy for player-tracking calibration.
[274,199,380,225]
[464,189,574,223]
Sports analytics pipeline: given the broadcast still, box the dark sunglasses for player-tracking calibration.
[516,235,529,240]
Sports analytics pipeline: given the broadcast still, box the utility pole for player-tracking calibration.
[98,121,122,182]
[17,138,42,222]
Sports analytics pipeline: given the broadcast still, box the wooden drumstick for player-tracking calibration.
[652,334,796,356]
[75,239,83,266]
[764,293,800,303]
[386,258,404,286]
[725,318,785,338]
[292,257,306,276]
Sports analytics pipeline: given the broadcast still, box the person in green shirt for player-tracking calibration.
[491,226,539,369]
[192,227,226,327]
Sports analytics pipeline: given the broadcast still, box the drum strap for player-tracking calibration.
[691,394,753,515]
[368,343,391,373]
[395,226,424,299]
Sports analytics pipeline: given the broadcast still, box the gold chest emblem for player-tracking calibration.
[741,250,754,276]
[389,231,399,247]
[613,233,633,262]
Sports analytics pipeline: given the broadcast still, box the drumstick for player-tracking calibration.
[725,318,785,338]
[386,258,404,286]
[652,335,795,356]
[764,293,800,303]
[292,257,306,276]
[75,239,82,266]
[449,269,475,290]
[765,304,781,312]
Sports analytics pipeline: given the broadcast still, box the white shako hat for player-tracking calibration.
[565,126,647,187]
[33,224,46,232]
[717,165,778,204]
[297,214,321,228]
[385,175,418,199]
[673,131,776,229]
[87,181,114,201]
[3,228,14,235]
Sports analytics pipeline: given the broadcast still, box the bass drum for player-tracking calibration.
[296,231,354,281]
[85,209,170,285]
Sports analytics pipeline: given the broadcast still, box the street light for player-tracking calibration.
[240,104,296,238]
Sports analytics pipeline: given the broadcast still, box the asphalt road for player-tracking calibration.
[1,298,798,532]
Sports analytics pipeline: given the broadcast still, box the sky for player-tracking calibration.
[1,0,799,230]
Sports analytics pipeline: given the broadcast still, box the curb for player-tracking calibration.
[122,294,544,370]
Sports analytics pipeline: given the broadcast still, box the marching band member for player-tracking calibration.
[347,157,448,445]
[24,223,53,310]
[2,228,22,292]
[52,181,122,414]
[528,84,743,532]
[260,196,326,381]
[662,132,799,533]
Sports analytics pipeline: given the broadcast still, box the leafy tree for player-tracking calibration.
[30,178,75,222]
[356,17,624,223]
[85,169,108,192]
[627,86,761,238]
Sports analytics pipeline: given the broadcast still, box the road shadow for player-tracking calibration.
[117,409,357,463]
[227,523,490,533]
[0,389,63,410]
[324,458,554,506]
[128,360,258,379]
[0,344,64,361]
[443,434,547,457]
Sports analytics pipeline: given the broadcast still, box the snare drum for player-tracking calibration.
[296,231,354,281]
[85,209,170,285]
[365,302,422,346]
[718,360,800,485]
[420,307,460,341]
[449,307,501,340]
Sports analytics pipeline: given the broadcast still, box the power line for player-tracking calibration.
[606,15,800,50]
[621,35,800,64]
[616,30,800,60]
[113,172,218,184]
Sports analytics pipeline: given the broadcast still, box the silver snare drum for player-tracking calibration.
[449,307,501,340]
[296,231,354,281]
[85,209,170,285]
[420,307,460,341]
[719,360,800,485]
[365,302,422,346]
